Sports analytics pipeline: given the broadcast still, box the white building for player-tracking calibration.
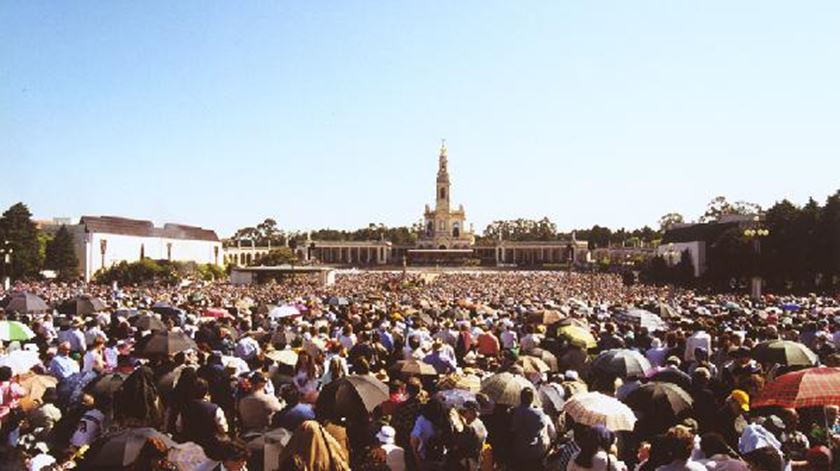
[67,216,222,281]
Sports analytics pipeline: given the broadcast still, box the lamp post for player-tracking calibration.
[0,240,12,291]
[743,216,770,300]
[100,239,108,271]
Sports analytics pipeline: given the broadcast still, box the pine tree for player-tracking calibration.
[0,202,42,280]
[45,225,79,280]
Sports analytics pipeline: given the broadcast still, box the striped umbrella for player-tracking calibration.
[0,320,35,341]
[753,367,840,409]
[564,391,637,432]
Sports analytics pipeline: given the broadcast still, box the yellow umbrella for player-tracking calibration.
[558,325,596,349]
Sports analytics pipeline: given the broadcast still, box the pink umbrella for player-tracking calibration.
[203,308,232,319]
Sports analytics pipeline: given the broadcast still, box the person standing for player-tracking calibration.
[510,388,555,470]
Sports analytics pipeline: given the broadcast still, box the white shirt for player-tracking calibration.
[82,350,105,373]
[381,444,406,471]
[685,331,712,362]
[501,330,518,350]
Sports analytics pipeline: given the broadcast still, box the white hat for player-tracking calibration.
[376,425,396,445]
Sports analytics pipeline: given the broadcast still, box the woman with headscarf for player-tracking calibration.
[278,420,350,471]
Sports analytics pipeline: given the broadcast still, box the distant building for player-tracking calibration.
[50,216,222,281]
[656,214,756,277]
[224,142,589,268]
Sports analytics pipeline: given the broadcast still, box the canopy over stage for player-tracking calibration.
[230,265,336,286]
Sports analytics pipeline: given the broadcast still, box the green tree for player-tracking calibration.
[658,212,685,231]
[254,247,298,266]
[44,225,79,280]
[0,203,42,280]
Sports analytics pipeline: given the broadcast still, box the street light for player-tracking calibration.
[0,240,13,291]
[743,216,770,300]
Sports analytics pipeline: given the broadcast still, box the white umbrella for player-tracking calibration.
[0,350,40,375]
[268,304,301,319]
[563,391,637,432]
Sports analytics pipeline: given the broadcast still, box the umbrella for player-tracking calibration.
[137,330,196,356]
[392,360,438,376]
[316,374,388,419]
[3,292,49,314]
[480,372,539,407]
[18,373,58,411]
[753,367,840,409]
[87,372,129,399]
[0,349,40,375]
[58,295,107,316]
[82,427,176,469]
[540,309,565,325]
[517,356,551,375]
[563,391,637,432]
[202,307,232,319]
[436,372,482,393]
[0,320,35,341]
[151,302,182,317]
[649,368,693,392]
[781,303,801,312]
[557,324,596,349]
[538,383,565,416]
[57,371,99,407]
[753,340,818,367]
[268,305,301,319]
[528,348,559,372]
[265,349,299,366]
[328,296,349,307]
[132,314,166,332]
[113,308,140,319]
[271,330,298,347]
[624,382,693,432]
[436,389,476,409]
[615,309,668,331]
[591,349,652,379]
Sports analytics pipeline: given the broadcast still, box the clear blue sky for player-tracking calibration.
[2,2,839,237]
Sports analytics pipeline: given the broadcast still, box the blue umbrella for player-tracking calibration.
[782,303,801,312]
[57,371,99,407]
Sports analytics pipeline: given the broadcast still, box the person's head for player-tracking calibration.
[249,371,267,392]
[460,400,479,423]
[575,425,615,468]
[727,389,750,414]
[664,425,695,462]
[0,366,12,382]
[389,380,405,395]
[193,378,209,400]
[806,445,832,471]
[406,377,422,398]
[742,446,784,471]
[700,433,736,459]
[218,439,249,471]
[520,387,535,407]
[58,341,71,356]
[825,405,838,425]
[376,425,396,446]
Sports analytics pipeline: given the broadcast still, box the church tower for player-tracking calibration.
[436,140,450,213]
[418,140,475,249]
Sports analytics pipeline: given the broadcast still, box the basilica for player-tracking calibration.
[224,142,590,267]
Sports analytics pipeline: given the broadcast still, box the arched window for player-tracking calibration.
[452,223,460,238]
[426,221,434,235]
[439,187,446,200]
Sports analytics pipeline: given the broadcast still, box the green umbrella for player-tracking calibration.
[0,320,35,341]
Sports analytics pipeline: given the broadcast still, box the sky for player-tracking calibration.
[2,2,839,238]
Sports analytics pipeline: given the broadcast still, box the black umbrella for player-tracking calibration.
[591,349,652,379]
[82,427,175,469]
[151,302,182,318]
[131,314,166,332]
[86,372,129,400]
[58,295,107,316]
[753,340,818,367]
[649,368,693,392]
[137,330,196,356]
[624,382,694,434]
[4,292,49,314]
[316,374,388,420]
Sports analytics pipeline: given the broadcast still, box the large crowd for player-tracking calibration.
[0,270,838,471]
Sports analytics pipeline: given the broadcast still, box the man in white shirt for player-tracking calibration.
[376,425,406,471]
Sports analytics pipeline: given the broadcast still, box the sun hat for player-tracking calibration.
[376,425,396,445]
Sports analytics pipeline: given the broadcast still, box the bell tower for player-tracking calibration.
[436,139,450,213]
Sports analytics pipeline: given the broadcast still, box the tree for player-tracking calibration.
[700,196,761,223]
[0,203,42,280]
[253,247,298,266]
[44,226,79,280]
[658,213,685,231]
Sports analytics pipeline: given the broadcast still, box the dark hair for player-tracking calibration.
[193,377,210,399]
[520,387,535,407]
[574,426,614,468]
[743,447,784,471]
[219,439,249,463]
[0,367,12,382]
[700,433,736,458]
[665,426,694,462]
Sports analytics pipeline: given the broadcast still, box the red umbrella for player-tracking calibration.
[202,308,232,319]
[753,367,840,409]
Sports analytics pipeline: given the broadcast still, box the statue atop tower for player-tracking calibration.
[419,140,474,249]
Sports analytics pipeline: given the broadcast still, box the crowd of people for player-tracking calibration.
[0,270,838,471]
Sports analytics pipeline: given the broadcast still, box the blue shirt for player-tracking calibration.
[49,354,80,379]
